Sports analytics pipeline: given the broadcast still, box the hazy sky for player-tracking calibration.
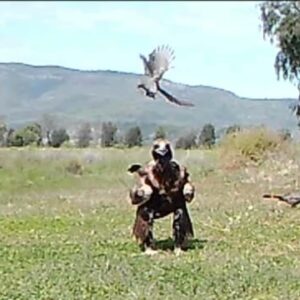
[0,1,297,98]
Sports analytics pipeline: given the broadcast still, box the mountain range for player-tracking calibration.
[0,62,298,139]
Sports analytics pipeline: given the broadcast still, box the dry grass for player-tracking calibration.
[1,140,300,299]
[219,127,285,169]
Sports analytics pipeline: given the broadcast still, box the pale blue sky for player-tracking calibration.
[0,1,297,98]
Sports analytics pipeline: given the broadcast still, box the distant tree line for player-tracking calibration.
[0,121,70,148]
[0,116,146,149]
[0,115,292,150]
[175,123,216,150]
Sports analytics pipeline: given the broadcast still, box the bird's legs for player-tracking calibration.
[142,210,158,255]
[137,84,156,99]
[172,207,193,255]
[173,208,186,253]
[133,206,158,254]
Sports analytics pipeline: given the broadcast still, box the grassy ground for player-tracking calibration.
[1,145,300,299]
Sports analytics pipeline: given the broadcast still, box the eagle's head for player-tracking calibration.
[151,139,173,163]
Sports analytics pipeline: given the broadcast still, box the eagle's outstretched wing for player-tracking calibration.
[156,82,195,107]
[147,45,175,81]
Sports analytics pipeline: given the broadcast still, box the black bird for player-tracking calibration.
[263,192,300,207]
[138,45,195,107]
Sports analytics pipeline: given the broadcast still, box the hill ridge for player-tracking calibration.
[0,62,298,138]
[0,61,291,101]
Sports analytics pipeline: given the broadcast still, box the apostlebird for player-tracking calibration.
[138,45,194,107]
[262,192,300,208]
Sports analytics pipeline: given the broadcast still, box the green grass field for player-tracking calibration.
[1,144,300,299]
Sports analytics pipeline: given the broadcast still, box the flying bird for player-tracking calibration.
[138,45,195,107]
[263,192,300,208]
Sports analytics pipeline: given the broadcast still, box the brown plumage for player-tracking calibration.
[128,139,194,204]
[263,193,300,207]
[128,139,195,253]
[138,45,195,107]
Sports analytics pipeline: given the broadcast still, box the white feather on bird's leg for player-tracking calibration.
[137,45,194,107]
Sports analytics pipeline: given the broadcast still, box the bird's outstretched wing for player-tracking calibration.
[157,83,195,107]
[139,54,152,76]
[147,45,175,80]
[138,45,194,107]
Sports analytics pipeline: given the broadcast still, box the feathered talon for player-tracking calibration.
[144,247,158,255]
[174,247,183,256]
[183,183,195,203]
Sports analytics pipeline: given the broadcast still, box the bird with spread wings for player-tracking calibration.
[138,45,195,107]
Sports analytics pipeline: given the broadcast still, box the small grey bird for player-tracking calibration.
[263,192,300,207]
[138,45,194,107]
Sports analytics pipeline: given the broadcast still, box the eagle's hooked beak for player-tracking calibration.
[152,139,173,162]
[155,147,168,156]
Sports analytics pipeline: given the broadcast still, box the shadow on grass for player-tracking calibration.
[155,237,208,252]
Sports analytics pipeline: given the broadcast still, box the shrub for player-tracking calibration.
[124,126,143,148]
[101,122,117,147]
[175,132,197,149]
[0,122,7,147]
[225,124,241,135]
[7,123,43,147]
[51,129,70,148]
[77,123,92,148]
[60,140,74,148]
[278,128,292,141]
[220,127,282,164]
[199,123,216,148]
[154,126,167,140]
[65,160,84,175]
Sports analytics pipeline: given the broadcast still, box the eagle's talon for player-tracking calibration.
[183,183,195,203]
[174,247,183,256]
[137,189,144,197]
[144,247,158,255]
[130,185,153,206]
